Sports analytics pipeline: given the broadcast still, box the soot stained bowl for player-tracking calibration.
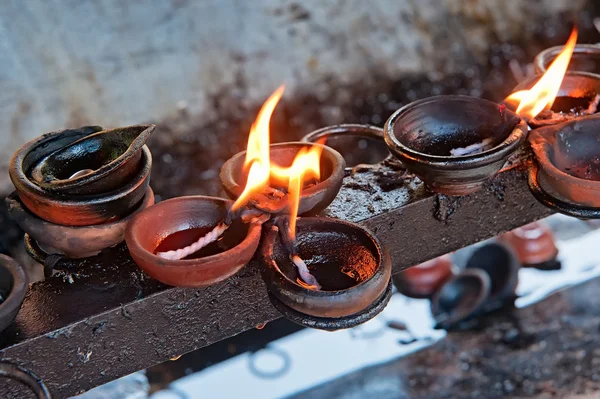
[301,124,390,169]
[26,124,154,195]
[260,217,392,330]
[464,242,519,312]
[0,255,28,333]
[125,196,262,288]
[535,44,600,76]
[7,188,154,259]
[384,95,527,195]
[430,268,490,330]
[528,115,600,213]
[220,142,346,215]
[10,145,152,226]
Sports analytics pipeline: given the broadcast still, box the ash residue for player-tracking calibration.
[434,195,463,223]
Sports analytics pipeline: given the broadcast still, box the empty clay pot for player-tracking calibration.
[0,255,28,333]
[500,221,560,269]
[28,124,155,195]
[126,196,263,288]
[464,242,519,311]
[7,188,155,259]
[430,268,491,329]
[10,145,152,226]
[535,44,600,76]
[220,142,346,215]
[392,254,454,299]
[260,217,391,330]
[301,124,390,169]
[529,115,600,209]
[384,95,527,195]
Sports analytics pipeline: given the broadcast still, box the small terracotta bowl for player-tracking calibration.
[529,115,600,209]
[384,95,527,195]
[535,44,600,76]
[125,196,262,288]
[7,188,154,259]
[430,268,490,330]
[301,124,390,170]
[0,254,28,333]
[259,217,391,330]
[10,145,152,226]
[500,221,559,268]
[392,254,454,299]
[29,124,155,195]
[220,142,346,215]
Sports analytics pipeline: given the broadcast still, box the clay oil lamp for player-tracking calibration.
[506,28,600,129]
[392,254,454,299]
[125,195,264,287]
[383,95,527,195]
[430,269,490,330]
[0,254,28,334]
[7,188,154,261]
[300,124,390,172]
[9,125,153,226]
[527,115,600,219]
[464,242,520,312]
[500,221,560,270]
[0,362,52,399]
[535,44,600,77]
[260,216,392,331]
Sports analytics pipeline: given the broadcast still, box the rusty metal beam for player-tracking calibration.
[0,163,552,398]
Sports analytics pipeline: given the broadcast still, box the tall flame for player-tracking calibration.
[271,143,324,240]
[231,85,325,241]
[232,85,285,211]
[506,27,578,119]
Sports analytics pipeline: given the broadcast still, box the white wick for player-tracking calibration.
[291,254,321,290]
[157,223,230,260]
[450,138,494,157]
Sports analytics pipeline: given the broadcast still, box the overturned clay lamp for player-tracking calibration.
[535,44,600,76]
[0,254,28,334]
[528,115,600,218]
[260,217,392,331]
[9,126,152,226]
[7,188,154,260]
[509,72,600,128]
[430,268,491,330]
[392,254,454,299]
[500,221,560,270]
[383,95,527,195]
[301,124,390,171]
[220,142,346,215]
[126,196,265,287]
[464,242,519,312]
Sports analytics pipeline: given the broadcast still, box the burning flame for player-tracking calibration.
[231,86,324,241]
[232,85,285,211]
[506,27,578,119]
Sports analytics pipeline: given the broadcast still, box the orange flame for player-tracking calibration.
[231,86,324,241]
[271,143,324,240]
[506,27,578,119]
[232,85,285,211]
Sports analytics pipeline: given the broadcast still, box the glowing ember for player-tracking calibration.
[506,27,578,120]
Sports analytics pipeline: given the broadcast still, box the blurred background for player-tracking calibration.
[1,1,600,398]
